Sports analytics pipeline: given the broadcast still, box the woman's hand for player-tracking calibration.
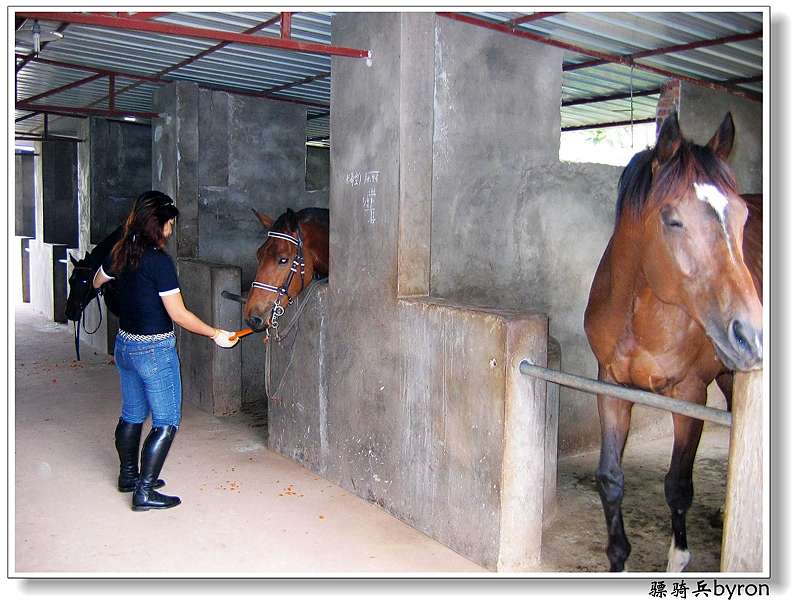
[211,329,239,348]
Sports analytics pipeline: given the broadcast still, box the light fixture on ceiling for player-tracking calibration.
[15,20,63,54]
[123,116,137,122]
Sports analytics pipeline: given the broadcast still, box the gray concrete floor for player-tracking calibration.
[12,302,728,575]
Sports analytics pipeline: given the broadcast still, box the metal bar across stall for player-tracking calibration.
[518,360,732,427]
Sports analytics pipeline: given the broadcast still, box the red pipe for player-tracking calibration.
[280,12,292,39]
[505,12,565,27]
[17,54,330,110]
[565,29,763,71]
[264,71,330,95]
[16,11,370,58]
[82,15,283,113]
[19,72,105,104]
[15,102,158,119]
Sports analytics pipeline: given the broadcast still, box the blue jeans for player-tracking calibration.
[114,334,182,428]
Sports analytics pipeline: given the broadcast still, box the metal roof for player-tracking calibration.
[14,10,764,144]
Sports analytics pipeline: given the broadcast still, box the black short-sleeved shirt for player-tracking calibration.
[100,247,180,335]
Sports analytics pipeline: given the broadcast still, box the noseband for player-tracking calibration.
[251,228,306,329]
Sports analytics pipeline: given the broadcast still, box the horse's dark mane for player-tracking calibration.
[271,207,329,234]
[616,141,737,223]
[79,225,123,268]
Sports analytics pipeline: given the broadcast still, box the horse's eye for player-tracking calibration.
[660,208,684,230]
[278,257,288,265]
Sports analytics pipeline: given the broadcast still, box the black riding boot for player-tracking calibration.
[115,418,165,492]
[131,426,181,512]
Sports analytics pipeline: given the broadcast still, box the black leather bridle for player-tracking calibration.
[69,264,104,361]
[250,226,306,330]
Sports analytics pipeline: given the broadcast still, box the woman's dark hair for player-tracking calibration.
[111,191,179,273]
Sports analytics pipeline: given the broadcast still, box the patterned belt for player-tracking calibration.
[118,329,175,343]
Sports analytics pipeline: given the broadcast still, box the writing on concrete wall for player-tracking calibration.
[346,169,380,225]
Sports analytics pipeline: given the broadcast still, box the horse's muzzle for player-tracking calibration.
[246,314,266,331]
[712,317,763,371]
[726,318,763,370]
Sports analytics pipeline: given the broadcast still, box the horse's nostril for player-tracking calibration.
[247,315,264,330]
[728,318,762,363]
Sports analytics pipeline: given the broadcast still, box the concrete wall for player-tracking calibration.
[15,153,35,237]
[35,141,78,247]
[305,146,330,192]
[424,18,671,455]
[79,118,152,248]
[176,259,243,416]
[153,81,321,413]
[29,241,68,323]
[261,12,557,572]
[19,237,33,303]
[677,82,763,194]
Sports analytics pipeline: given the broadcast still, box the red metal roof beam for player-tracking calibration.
[436,12,761,103]
[565,29,763,71]
[281,12,292,39]
[16,101,158,119]
[264,71,331,95]
[505,12,565,27]
[17,11,371,59]
[19,71,106,104]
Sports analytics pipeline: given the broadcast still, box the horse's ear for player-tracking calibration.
[653,112,682,168]
[69,253,78,266]
[706,112,735,162]
[285,207,298,229]
[252,208,274,230]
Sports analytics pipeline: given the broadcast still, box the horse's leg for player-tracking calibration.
[664,383,706,572]
[709,373,733,528]
[715,372,734,412]
[596,370,634,572]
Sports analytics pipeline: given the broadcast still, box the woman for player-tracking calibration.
[93,191,239,511]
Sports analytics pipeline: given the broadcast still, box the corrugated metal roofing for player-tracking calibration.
[15,11,763,144]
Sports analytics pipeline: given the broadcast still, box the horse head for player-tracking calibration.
[244,208,316,331]
[628,112,762,371]
[65,252,99,321]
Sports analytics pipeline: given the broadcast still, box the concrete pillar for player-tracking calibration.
[29,241,68,323]
[272,12,552,571]
[34,141,78,247]
[176,260,243,416]
[29,141,77,322]
[721,370,764,572]
[75,117,151,354]
[20,237,33,303]
[15,153,36,238]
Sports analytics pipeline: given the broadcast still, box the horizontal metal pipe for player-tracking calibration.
[17,11,371,59]
[561,117,655,132]
[518,360,731,427]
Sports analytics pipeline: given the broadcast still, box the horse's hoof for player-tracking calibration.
[667,536,691,572]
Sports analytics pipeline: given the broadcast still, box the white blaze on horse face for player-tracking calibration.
[693,182,735,260]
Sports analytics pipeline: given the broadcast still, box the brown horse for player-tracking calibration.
[584,112,762,572]
[244,207,329,331]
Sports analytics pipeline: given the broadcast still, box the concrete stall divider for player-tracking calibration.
[177,259,243,416]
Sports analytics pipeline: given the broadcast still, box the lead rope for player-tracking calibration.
[73,292,104,361]
[263,277,326,403]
